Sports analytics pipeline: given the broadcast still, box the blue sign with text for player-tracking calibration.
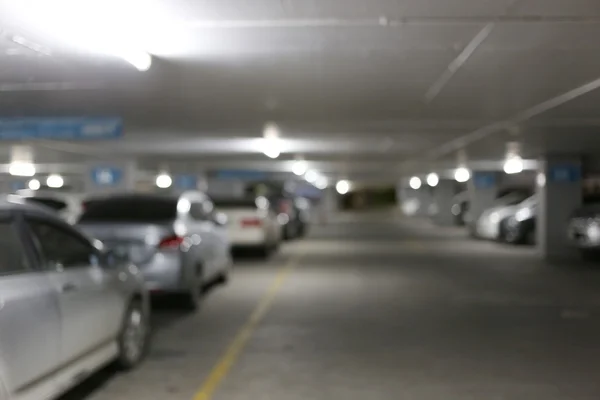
[10,181,26,192]
[175,175,198,190]
[215,170,268,181]
[549,164,580,183]
[473,172,496,189]
[90,166,123,187]
[0,117,123,140]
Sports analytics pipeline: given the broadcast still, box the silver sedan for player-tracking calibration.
[0,196,150,400]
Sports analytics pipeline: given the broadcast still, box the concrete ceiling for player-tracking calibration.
[0,0,600,182]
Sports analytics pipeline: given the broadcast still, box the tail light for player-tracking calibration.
[158,235,184,249]
[241,218,262,227]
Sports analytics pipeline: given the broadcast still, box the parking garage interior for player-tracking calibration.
[2,1,600,399]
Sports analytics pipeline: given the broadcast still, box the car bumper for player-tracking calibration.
[139,251,185,292]
[228,228,267,246]
[476,218,501,239]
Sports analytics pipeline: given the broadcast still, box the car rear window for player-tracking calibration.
[213,198,259,209]
[25,197,68,211]
[78,196,178,223]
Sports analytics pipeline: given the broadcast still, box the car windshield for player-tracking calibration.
[24,197,68,211]
[78,196,177,223]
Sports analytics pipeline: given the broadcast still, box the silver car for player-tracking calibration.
[0,196,150,400]
[78,192,232,310]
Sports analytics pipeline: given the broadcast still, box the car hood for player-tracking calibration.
[481,204,520,221]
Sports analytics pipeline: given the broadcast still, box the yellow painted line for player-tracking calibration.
[193,255,300,400]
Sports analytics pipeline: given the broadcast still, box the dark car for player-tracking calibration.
[269,194,310,240]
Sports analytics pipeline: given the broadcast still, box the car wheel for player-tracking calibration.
[182,264,203,311]
[116,299,150,370]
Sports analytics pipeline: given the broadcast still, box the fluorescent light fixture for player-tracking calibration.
[292,160,307,176]
[315,176,328,190]
[336,180,350,195]
[28,179,41,190]
[155,173,172,188]
[9,161,35,177]
[503,156,524,174]
[264,146,281,159]
[454,167,470,183]
[426,173,439,187]
[304,170,318,183]
[46,174,64,188]
[409,176,422,190]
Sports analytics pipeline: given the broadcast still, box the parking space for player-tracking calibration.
[56,211,600,400]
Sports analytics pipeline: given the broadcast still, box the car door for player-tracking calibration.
[0,213,61,393]
[23,215,124,365]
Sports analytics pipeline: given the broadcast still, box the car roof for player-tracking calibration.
[0,195,63,216]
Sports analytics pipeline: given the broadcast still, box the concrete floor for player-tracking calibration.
[62,210,600,400]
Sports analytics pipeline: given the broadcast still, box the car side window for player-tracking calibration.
[0,218,30,275]
[26,218,98,270]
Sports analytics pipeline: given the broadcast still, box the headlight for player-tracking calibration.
[515,207,533,222]
[489,212,499,224]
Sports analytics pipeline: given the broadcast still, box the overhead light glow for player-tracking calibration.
[46,174,64,188]
[336,180,350,195]
[155,173,172,188]
[304,170,319,183]
[28,179,41,190]
[537,172,546,188]
[263,146,281,159]
[454,167,471,183]
[315,176,328,190]
[9,161,35,177]
[409,176,422,190]
[426,173,439,187]
[503,156,524,174]
[292,160,307,176]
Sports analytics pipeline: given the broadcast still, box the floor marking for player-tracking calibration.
[193,255,300,400]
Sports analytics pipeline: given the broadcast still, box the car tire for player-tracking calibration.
[181,264,203,311]
[116,299,150,370]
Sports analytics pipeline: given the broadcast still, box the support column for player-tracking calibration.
[467,171,500,234]
[206,179,245,198]
[433,180,456,226]
[85,160,137,195]
[537,154,582,261]
[318,187,338,224]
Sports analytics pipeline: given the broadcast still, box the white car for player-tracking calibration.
[213,196,282,257]
[16,190,87,224]
[476,193,536,240]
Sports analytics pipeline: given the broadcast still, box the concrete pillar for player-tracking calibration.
[467,171,500,233]
[85,160,137,196]
[206,179,245,198]
[413,187,432,217]
[433,180,456,226]
[537,154,582,261]
[318,187,338,224]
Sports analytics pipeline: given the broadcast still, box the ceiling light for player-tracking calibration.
[409,176,422,190]
[454,167,471,183]
[426,173,439,187]
[336,180,350,195]
[536,173,546,188]
[292,160,307,176]
[46,174,64,188]
[155,173,172,188]
[304,170,318,183]
[9,161,35,177]
[264,146,280,159]
[315,176,328,190]
[28,179,41,190]
[503,156,524,174]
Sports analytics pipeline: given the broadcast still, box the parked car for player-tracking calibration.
[16,189,87,224]
[501,196,538,244]
[0,195,150,400]
[213,196,282,257]
[269,193,308,240]
[474,191,534,240]
[78,192,231,310]
[567,194,600,258]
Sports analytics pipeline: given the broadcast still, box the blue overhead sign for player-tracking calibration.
[215,170,268,181]
[0,117,123,140]
[549,164,580,183]
[90,166,123,187]
[175,175,198,190]
[473,172,497,189]
[10,181,26,192]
